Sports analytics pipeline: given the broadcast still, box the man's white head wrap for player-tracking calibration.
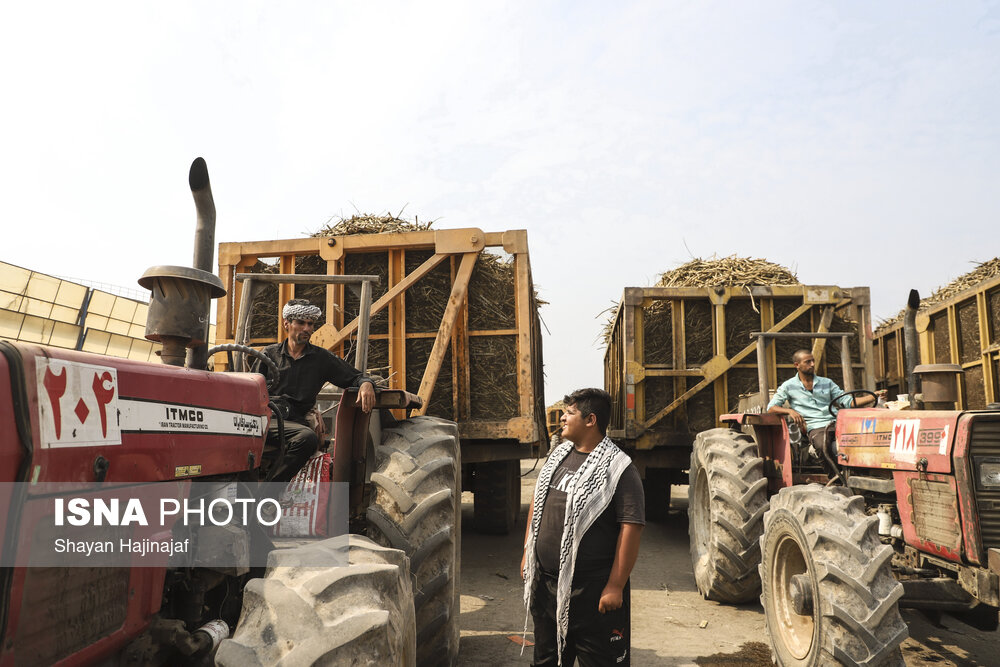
[282,300,323,322]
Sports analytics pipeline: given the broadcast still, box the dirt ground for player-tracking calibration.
[457,462,1000,666]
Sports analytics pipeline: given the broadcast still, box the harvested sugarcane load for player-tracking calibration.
[655,255,800,287]
[602,255,873,515]
[601,255,801,347]
[215,216,546,534]
[875,257,1000,335]
[245,214,434,343]
[873,257,1000,409]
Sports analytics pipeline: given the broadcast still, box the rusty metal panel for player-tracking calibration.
[13,518,130,664]
[911,478,962,551]
[14,566,129,663]
[838,410,959,474]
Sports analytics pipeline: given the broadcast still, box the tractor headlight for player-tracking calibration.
[977,458,1000,488]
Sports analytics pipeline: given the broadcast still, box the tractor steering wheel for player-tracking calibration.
[828,389,878,418]
[207,343,279,392]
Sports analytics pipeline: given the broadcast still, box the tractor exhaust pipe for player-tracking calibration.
[903,289,921,398]
[186,158,217,370]
[139,158,225,367]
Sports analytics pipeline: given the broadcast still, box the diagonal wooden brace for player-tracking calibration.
[311,252,450,351]
[414,252,479,415]
[641,301,814,430]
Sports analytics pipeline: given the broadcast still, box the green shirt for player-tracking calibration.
[767,374,852,431]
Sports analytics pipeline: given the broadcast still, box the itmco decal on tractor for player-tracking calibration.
[117,399,264,437]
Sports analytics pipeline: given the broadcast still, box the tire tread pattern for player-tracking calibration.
[688,428,769,603]
[367,416,461,666]
[760,485,907,666]
[216,535,416,667]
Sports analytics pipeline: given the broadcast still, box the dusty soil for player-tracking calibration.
[457,462,999,666]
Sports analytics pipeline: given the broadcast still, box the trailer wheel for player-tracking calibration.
[367,416,461,666]
[216,535,416,667]
[688,427,768,603]
[760,485,907,666]
[473,459,521,535]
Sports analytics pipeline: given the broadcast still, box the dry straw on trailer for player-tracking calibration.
[601,255,800,347]
[875,258,1000,335]
[653,255,799,289]
[872,257,1000,409]
[602,255,810,434]
[247,214,433,339]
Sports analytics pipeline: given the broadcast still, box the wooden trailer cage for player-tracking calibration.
[214,228,546,461]
[605,284,874,452]
[874,275,1000,409]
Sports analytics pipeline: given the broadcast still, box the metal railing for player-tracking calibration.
[751,331,855,399]
[233,273,380,373]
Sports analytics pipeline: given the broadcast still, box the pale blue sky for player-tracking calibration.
[2,1,998,401]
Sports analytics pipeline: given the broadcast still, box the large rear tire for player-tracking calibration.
[688,427,768,603]
[216,535,416,667]
[760,485,907,666]
[472,459,521,535]
[367,415,461,666]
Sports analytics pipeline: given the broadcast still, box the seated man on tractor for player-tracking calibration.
[253,298,376,484]
[767,349,884,458]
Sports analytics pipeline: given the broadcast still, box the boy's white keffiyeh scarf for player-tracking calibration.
[522,436,632,665]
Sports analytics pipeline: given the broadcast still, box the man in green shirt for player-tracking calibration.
[767,349,883,455]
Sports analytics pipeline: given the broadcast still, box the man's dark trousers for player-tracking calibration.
[531,571,631,666]
[263,420,319,484]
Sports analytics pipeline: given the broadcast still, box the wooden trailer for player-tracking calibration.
[214,227,546,534]
[604,284,874,513]
[874,275,1000,409]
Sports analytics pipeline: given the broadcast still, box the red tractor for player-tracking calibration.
[0,159,461,666]
[688,297,1000,666]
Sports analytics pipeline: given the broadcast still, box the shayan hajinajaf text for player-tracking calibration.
[53,537,191,558]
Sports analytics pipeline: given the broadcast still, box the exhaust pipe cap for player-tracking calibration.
[139,265,225,298]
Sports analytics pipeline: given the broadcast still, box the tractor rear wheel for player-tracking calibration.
[760,485,907,666]
[688,427,768,603]
[473,459,521,535]
[367,416,461,666]
[216,535,416,666]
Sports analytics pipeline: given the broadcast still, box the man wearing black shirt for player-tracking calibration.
[522,388,644,666]
[254,299,376,484]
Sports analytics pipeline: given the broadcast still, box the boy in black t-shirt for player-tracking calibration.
[522,388,644,666]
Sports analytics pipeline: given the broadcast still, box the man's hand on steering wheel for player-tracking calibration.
[829,389,880,417]
[357,381,376,414]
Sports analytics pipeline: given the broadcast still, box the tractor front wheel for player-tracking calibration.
[760,485,907,666]
[216,535,416,666]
